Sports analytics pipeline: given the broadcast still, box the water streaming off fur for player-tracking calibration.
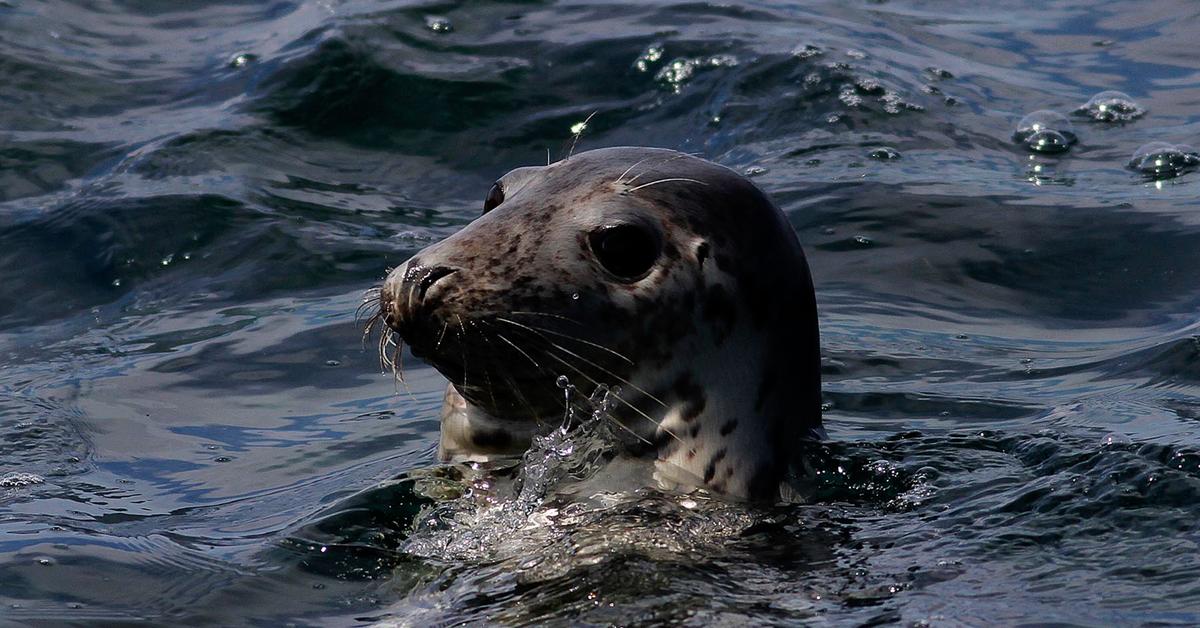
[3,0,1200,624]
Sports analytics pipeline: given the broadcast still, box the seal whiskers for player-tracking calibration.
[625,177,707,193]
[375,146,821,500]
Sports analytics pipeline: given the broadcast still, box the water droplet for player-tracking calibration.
[160,254,174,266]
[228,52,257,68]
[37,558,53,566]
[1100,432,1132,447]
[214,456,232,463]
[1127,142,1200,180]
[821,227,836,235]
[424,16,453,33]
[1013,111,1077,153]
[570,292,580,300]
[853,235,872,246]
[743,166,767,177]
[954,334,969,340]
[806,158,823,167]
[1075,90,1144,122]
[556,375,570,389]
[868,147,901,160]
[324,360,340,367]
[820,401,834,411]
[846,49,867,60]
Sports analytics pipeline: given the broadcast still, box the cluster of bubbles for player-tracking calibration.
[1013,90,1197,181]
[0,472,44,488]
[652,54,739,93]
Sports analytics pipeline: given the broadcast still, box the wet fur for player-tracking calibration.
[378,147,822,500]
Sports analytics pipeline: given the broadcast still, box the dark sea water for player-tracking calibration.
[3,0,1200,625]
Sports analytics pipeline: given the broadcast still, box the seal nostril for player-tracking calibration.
[416,266,457,302]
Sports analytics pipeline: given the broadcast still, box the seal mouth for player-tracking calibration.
[369,283,637,422]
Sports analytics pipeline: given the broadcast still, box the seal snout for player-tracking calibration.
[380,259,459,337]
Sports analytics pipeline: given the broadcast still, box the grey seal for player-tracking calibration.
[376,146,821,500]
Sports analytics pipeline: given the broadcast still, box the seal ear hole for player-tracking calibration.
[696,242,711,270]
[483,182,504,214]
[588,224,661,281]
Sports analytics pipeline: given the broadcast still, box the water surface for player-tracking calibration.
[2,0,1200,624]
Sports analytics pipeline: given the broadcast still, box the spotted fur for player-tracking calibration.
[378,147,822,500]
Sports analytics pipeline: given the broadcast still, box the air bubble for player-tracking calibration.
[228,53,257,68]
[868,147,901,160]
[1013,111,1077,154]
[1127,142,1200,180]
[1075,90,1144,122]
[556,375,570,389]
[570,292,580,300]
[424,16,453,33]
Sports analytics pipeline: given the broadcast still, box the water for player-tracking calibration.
[2,0,1200,624]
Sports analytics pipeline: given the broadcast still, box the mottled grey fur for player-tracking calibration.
[379,147,821,500]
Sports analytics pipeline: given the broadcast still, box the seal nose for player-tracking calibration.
[381,260,459,331]
[408,264,458,303]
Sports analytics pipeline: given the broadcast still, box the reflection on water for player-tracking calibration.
[2,0,1200,624]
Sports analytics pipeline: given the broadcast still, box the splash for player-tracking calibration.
[403,379,628,562]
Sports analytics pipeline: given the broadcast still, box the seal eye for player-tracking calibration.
[483,182,504,213]
[589,224,660,281]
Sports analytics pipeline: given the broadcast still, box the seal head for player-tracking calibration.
[379,147,821,500]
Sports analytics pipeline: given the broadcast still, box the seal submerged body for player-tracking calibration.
[378,147,821,500]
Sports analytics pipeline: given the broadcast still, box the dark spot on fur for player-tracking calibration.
[689,423,701,438]
[703,448,727,484]
[719,419,738,436]
[672,374,706,422]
